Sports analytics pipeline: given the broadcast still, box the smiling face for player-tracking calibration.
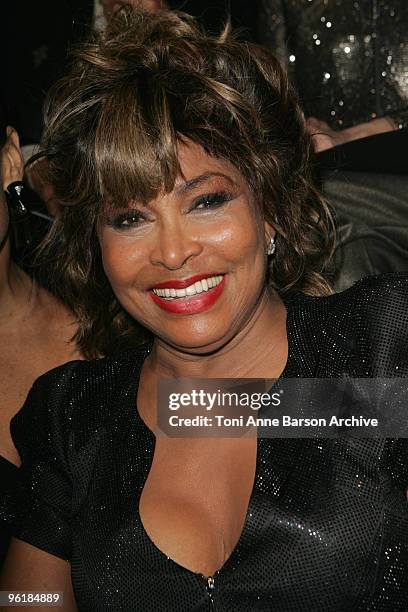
[97,141,274,353]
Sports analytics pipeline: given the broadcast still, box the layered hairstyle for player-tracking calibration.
[38,7,334,358]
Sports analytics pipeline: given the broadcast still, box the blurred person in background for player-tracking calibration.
[258,0,408,151]
[258,0,408,291]
[0,127,83,570]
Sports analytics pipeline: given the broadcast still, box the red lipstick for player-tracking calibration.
[149,275,227,314]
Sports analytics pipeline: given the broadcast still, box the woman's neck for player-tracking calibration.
[0,241,36,321]
[146,286,289,381]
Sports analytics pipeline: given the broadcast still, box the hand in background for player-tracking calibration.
[1,127,24,190]
[1,126,58,217]
[26,157,59,217]
[306,116,397,153]
[305,117,343,152]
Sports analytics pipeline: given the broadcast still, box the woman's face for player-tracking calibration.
[98,140,274,352]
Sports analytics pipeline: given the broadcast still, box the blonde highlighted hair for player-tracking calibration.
[38,7,334,358]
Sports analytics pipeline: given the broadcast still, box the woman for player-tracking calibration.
[1,9,408,611]
[0,127,83,568]
[257,0,408,293]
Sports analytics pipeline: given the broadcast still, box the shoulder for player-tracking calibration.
[328,273,408,339]
[27,342,150,396]
[11,344,151,459]
[286,273,408,376]
[332,271,408,307]
[289,272,408,313]
[343,273,408,375]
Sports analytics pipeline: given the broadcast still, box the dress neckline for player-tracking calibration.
[0,454,19,474]
[126,289,300,580]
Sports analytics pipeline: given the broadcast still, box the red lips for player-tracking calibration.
[149,274,227,314]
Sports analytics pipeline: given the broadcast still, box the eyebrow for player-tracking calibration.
[108,171,238,213]
[175,172,236,195]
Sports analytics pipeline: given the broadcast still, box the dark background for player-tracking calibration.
[1,1,257,146]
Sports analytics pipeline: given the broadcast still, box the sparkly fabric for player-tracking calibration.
[3,274,408,611]
[257,0,408,129]
[0,456,18,569]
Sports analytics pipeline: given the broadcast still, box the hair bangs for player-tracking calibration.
[94,80,181,209]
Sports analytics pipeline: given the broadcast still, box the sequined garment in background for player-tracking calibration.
[258,0,408,129]
[1,274,408,610]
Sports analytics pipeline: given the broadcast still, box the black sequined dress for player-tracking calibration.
[2,275,408,611]
[258,0,408,129]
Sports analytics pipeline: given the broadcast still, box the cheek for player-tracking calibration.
[212,209,264,269]
[98,232,143,291]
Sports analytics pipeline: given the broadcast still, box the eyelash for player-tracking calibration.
[107,191,234,230]
[192,190,233,211]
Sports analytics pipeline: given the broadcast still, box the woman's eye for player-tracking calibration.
[192,191,233,211]
[108,211,145,229]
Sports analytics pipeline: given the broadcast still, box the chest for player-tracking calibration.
[137,437,257,577]
[69,432,407,611]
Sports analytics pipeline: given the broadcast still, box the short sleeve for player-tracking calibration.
[1,363,79,561]
[356,273,408,376]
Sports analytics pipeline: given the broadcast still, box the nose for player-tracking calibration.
[150,217,202,271]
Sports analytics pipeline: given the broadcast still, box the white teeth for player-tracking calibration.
[152,275,223,299]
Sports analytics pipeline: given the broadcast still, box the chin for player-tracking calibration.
[157,324,233,355]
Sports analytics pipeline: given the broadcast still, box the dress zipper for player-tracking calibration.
[204,575,215,610]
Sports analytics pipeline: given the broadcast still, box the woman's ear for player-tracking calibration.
[263,221,275,244]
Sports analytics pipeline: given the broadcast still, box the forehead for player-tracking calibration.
[175,139,245,187]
